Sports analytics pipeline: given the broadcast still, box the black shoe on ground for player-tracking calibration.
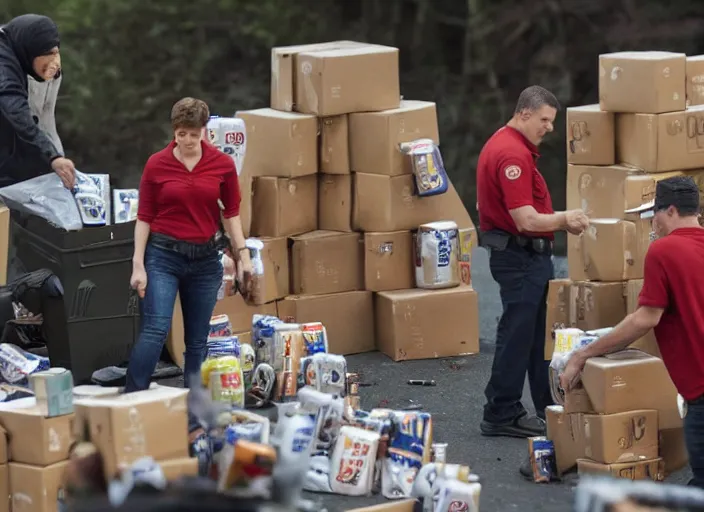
[519,455,533,480]
[480,414,546,438]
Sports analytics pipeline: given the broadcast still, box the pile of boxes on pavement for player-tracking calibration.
[157,40,484,512]
[541,50,702,483]
[168,39,480,368]
[0,369,197,512]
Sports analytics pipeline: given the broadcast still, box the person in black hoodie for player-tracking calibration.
[0,14,75,188]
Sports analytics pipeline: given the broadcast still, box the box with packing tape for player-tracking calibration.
[598,51,686,114]
[615,105,704,173]
[544,280,627,360]
[74,386,189,479]
[564,349,681,430]
[566,105,615,166]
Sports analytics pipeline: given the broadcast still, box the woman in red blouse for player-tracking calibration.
[125,97,251,394]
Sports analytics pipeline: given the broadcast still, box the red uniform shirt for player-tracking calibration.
[639,227,704,401]
[476,126,555,240]
[137,140,241,244]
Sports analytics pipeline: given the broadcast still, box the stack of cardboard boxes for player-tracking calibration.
[0,386,197,512]
[544,50,704,481]
[169,40,480,365]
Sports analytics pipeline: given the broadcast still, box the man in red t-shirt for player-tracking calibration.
[561,176,704,488]
[476,86,589,441]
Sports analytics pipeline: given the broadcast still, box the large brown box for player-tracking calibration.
[580,410,659,464]
[250,175,318,237]
[599,51,686,114]
[686,55,704,107]
[235,108,318,177]
[9,461,68,512]
[565,165,654,218]
[566,105,615,166]
[363,231,414,292]
[615,106,704,173]
[0,405,74,466]
[580,350,681,430]
[289,231,363,296]
[353,175,473,232]
[318,174,353,232]
[295,45,400,116]
[375,287,479,361]
[277,292,374,355]
[320,115,350,174]
[349,101,439,176]
[270,41,366,112]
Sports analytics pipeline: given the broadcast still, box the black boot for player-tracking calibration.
[480,414,546,438]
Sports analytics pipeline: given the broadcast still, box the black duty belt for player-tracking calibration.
[513,234,553,254]
[480,230,553,255]
[150,232,228,260]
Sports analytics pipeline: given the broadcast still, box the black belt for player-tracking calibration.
[480,229,552,255]
[512,235,553,254]
[150,232,228,260]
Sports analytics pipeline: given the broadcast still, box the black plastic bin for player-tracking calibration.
[11,211,138,383]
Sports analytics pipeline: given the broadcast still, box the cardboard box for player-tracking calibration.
[599,51,686,114]
[566,105,615,165]
[0,464,6,512]
[9,460,67,512]
[625,279,660,357]
[375,287,479,361]
[567,233,588,282]
[564,387,595,414]
[235,109,318,178]
[615,106,704,173]
[546,405,584,476]
[0,426,6,464]
[239,169,253,238]
[686,55,704,107]
[159,457,199,481]
[545,279,628,359]
[290,231,363,296]
[270,41,366,112]
[295,45,400,116]
[545,279,571,360]
[319,174,353,232]
[580,410,659,464]
[251,175,318,237]
[353,174,473,232]
[349,101,439,176]
[74,386,189,479]
[581,350,681,430]
[565,165,654,218]
[167,292,277,369]
[569,281,627,331]
[364,231,414,292]
[659,427,688,475]
[575,217,651,282]
[320,115,349,174]
[277,291,374,355]
[0,401,74,466]
[577,458,665,481]
[251,236,290,305]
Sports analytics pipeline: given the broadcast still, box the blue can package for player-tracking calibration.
[399,138,449,198]
[529,436,557,483]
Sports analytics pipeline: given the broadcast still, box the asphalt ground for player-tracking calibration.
[164,249,691,511]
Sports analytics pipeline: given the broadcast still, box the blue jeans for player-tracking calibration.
[685,396,704,488]
[125,240,223,394]
[483,242,555,424]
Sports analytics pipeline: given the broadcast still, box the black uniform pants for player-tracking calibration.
[483,234,555,424]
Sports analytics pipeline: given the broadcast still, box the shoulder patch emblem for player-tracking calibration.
[504,165,522,180]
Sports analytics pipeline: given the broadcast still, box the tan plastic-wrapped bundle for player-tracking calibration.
[415,221,460,289]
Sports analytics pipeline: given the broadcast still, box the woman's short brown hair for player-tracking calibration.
[171,97,210,130]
